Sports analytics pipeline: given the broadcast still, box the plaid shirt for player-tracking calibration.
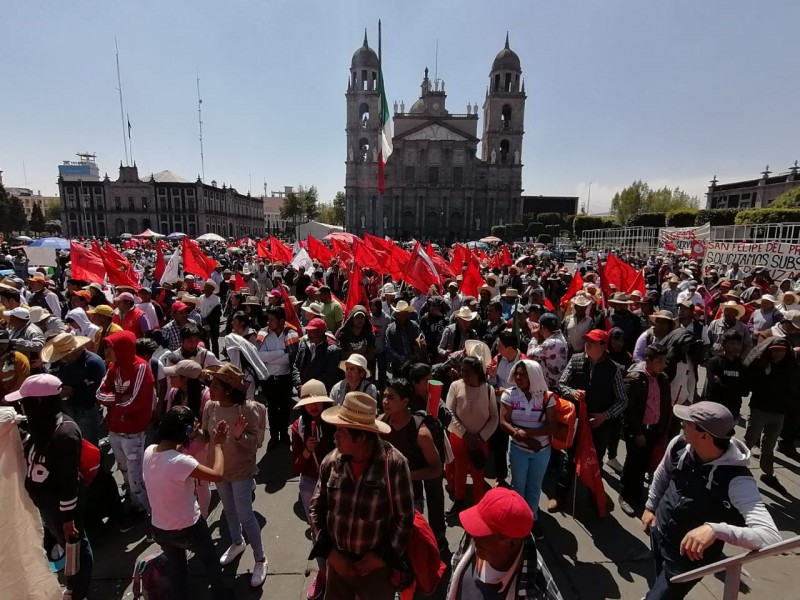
[556,352,627,420]
[161,320,182,351]
[309,440,414,564]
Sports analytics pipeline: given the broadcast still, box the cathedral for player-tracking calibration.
[344,32,526,242]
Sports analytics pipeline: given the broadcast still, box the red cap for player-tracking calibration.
[583,329,609,344]
[720,281,732,288]
[171,301,189,312]
[459,488,533,539]
[306,318,328,331]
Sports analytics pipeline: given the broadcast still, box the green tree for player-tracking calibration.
[0,183,28,237]
[280,190,304,228]
[296,185,319,222]
[611,181,699,225]
[45,197,62,221]
[770,187,800,208]
[332,191,346,225]
[29,202,47,233]
[610,180,650,225]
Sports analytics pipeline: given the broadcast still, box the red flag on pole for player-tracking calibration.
[234,271,248,292]
[425,243,456,279]
[459,258,484,299]
[625,267,646,296]
[559,271,585,310]
[353,239,383,272]
[277,283,303,333]
[600,253,641,297]
[256,239,272,260]
[345,263,369,317]
[154,243,166,282]
[269,235,293,264]
[69,241,105,284]
[181,236,217,279]
[575,398,608,517]
[307,234,334,267]
[405,242,441,294]
[500,244,513,267]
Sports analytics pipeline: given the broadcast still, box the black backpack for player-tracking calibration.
[412,410,447,463]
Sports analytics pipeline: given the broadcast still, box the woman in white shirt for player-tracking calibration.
[143,406,230,600]
[499,360,557,536]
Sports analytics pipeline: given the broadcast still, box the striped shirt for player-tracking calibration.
[501,387,556,448]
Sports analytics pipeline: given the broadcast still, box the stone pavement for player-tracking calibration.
[84,397,800,599]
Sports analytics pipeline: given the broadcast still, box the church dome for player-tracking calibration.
[351,31,379,70]
[408,97,426,114]
[492,34,521,73]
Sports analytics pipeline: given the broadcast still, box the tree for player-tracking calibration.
[300,185,320,222]
[771,187,800,208]
[45,197,62,221]
[332,191,346,225]
[29,202,47,233]
[610,180,699,225]
[0,183,28,237]
[280,190,304,228]
[537,212,562,227]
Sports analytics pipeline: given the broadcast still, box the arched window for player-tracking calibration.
[401,210,415,239]
[501,105,512,129]
[127,218,138,233]
[142,218,151,231]
[359,137,370,162]
[500,140,510,164]
[114,218,125,237]
[359,103,370,129]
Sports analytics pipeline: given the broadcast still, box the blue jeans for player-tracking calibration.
[509,442,551,520]
[216,478,264,561]
[299,474,324,569]
[645,527,702,600]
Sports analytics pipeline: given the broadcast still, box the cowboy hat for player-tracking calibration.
[780,291,798,304]
[648,309,676,324]
[571,295,592,307]
[501,289,519,299]
[719,300,745,319]
[755,294,778,306]
[339,353,372,378]
[393,300,415,313]
[164,360,204,379]
[453,306,478,321]
[609,292,633,305]
[203,280,219,292]
[382,283,397,295]
[723,289,741,300]
[667,275,680,283]
[179,295,200,306]
[28,306,51,323]
[486,273,501,285]
[464,340,492,369]
[41,333,91,363]
[202,364,247,392]
[629,290,643,300]
[321,391,390,434]
[295,395,335,409]
[243,295,262,306]
[303,302,324,317]
[296,379,335,408]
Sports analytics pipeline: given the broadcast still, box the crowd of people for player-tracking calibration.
[0,238,794,600]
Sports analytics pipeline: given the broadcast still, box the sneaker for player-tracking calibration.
[250,558,268,588]
[219,542,247,566]
[618,496,636,517]
[760,474,788,495]
[307,567,326,599]
[532,522,545,540]
[606,457,623,473]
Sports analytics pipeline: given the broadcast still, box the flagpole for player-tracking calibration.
[127,113,133,165]
[115,37,130,166]
[378,19,384,239]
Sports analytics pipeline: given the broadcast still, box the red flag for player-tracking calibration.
[307,234,334,267]
[599,253,640,298]
[625,267,646,297]
[69,241,105,284]
[543,297,555,311]
[181,236,217,279]
[154,243,166,282]
[575,399,608,517]
[353,239,383,272]
[92,241,138,287]
[500,244,513,267]
[425,243,456,279]
[459,258,484,299]
[559,270,585,310]
[689,240,705,260]
[277,283,303,333]
[331,238,354,270]
[256,239,272,260]
[235,271,248,292]
[345,263,369,316]
[452,243,469,274]
[405,242,441,294]
[387,244,411,281]
[269,235,293,264]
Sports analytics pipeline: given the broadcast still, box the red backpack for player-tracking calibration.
[540,391,577,451]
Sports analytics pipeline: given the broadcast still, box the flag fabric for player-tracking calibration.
[104,241,137,280]
[290,248,314,272]
[269,235,294,264]
[69,242,105,284]
[664,240,678,252]
[452,243,469,275]
[425,243,456,279]
[277,284,303,333]
[626,267,646,297]
[405,242,440,294]
[500,244,513,267]
[94,241,139,287]
[345,263,369,316]
[388,244,411,281]
[234,271,248,292]
[574,398,608,517]
[559,270,585,310]
[459,258,484,299]
[377,31,392,193]
[154,243,166,282]
[160,249,181,285]
[307,234,334,267]
[181,236,216,279]
[598,253,640,298]
[353,239,383,272]
[543,297,555,311]
[256,239,272,260]
[127,116,132,138]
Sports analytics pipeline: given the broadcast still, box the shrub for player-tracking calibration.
[527,221,545,237]
[573,215,616,238]
[536,233,552,244]
[626,212,666,228]
[695,208,739,226]
[536,212,562,226]
[734,208,800,225]
[505,222,525,240]
[666,209,699,228]
[491,225,507,240]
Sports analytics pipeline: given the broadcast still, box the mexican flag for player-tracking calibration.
[378,26,392,194]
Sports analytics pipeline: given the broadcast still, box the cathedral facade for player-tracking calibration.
[344,32,526,242]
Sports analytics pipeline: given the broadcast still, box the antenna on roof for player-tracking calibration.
[434,39,439,86]
[115,37,130,166]
[197,72,205,182]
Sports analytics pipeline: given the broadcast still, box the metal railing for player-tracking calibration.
[670,535,800,600]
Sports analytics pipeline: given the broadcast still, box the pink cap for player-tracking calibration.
[5,374,62,403]
[306,318,327,331]
[268,289,282,298]
[459,488,533,538]
[115,292,136,303]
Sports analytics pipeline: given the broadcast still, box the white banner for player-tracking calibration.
[23,246,58,267]
[703,241,800,280]
[659,224,711,252]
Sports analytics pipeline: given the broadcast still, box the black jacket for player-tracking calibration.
[292,337,342,392]
[622,362,671,438]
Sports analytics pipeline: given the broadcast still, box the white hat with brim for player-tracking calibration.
[755,294,778,306]
[41,333,91,363]
[338,353,372,379]
[322,391,391,434]
[295,395,335,409]
[453,306,478,321]
[393,301,415,313]
[465,340,492,369]
[571,295,592,307]
[719,301,746,319]
[28,306,51,323]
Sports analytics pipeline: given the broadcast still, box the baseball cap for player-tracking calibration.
[7,307,30,321]
[538,313,560,332]
[171,301,189,312]
[583,329,609,344]
[305,285,319,296]
[5,373,62,403]
[609,327,625,338]
[673,401,735,439]
[115,292,136,303]
[164,360,204,379]
[306,318,328,331]
[459,487,533,539]
[87,305,115,318]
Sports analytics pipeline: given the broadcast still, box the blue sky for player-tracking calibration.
[2,1,799,214]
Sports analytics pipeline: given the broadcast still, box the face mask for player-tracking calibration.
[21,396,60,440]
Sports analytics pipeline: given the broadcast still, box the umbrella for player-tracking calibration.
[28,237,70,251]
[323,231,360,244]
[132,228,165,239]
[14,235,33,243]
[465,241,488,249]
[479,236,502,243]
[119,233,133,239]
[166,232,187,240]
[196,233,226,243]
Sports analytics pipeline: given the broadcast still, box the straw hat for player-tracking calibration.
[243,295,262,306]
[723,289,741,300]
[648,309,675,324]
[42,333,91,363]
[28,306,51,323]
[303,302,324,317]
[501,289,519,299]
[339,353,372,378]
[393,300,415,313]
[321,391,390,434]
[202,364,247,392]
[755,294,778,306]
[571,295,592,308]
[609,292,633,305]
[453,306,478,321]
[164,360,204,379]
[780,290,798,304]
[719,301,745,319]
[464,340,492,369]
[295,379,335,408]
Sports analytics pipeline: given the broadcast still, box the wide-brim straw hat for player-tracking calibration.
[202,364,247,392]
[42,333,91,363]
[571,295,592,307]
[322,391,391,434]
[295,395,335,408]
[465,340,492,369]
[609,292,633,305]
[719,301,746,319]
[243,296,262,306]
[780,291,798,304]
[338,353,372,379]
[648,310,675,324]
[453,306,478,321]
[393,300,415,313]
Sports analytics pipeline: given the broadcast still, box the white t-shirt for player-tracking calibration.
[143,445,200,531]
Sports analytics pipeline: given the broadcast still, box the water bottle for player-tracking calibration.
[64,536,80,577]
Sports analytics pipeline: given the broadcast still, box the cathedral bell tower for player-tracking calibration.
[345,30,381,233]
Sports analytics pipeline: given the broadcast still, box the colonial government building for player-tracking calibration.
[345,33,526,241]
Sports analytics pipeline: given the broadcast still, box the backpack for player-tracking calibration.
[132,552,170,600]
[412,410,448,464]
[538,391,578,451]
[53,419,101,486]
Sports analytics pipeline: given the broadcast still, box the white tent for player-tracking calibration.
[295,220,344,241]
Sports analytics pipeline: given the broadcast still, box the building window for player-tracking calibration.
[500,140,510,164]
[501,104,512,128]
[728,194,740,208]
[187,189,194,197]
[453,167,463,186]
[128,197,135,211]
[405,166,415,182]
[142,197,148,211]
[115,196,121,210]
[428,167,439,185]
[159,188,166,196]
